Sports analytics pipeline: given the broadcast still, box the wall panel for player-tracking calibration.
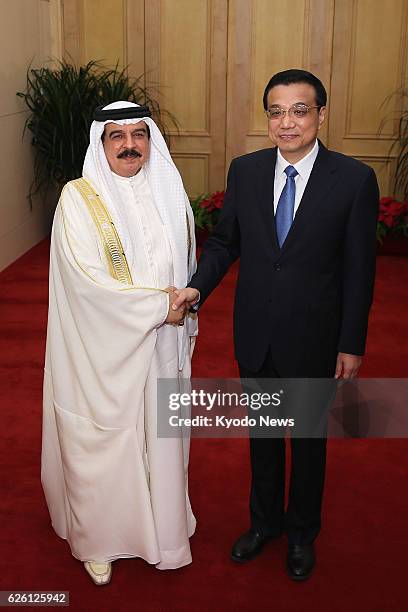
[328,0,408,195]
[142,0,228,196]
[172,154,209,196]
[346,0,406,138]
[160,0,209,133]
[83,0,125,66]
[0,0,56,271]
[356,157,394,197]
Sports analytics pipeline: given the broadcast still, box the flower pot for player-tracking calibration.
[195,227,210,247]
[376,235,408,256]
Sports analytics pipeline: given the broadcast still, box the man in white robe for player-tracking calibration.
[41,101,198,585]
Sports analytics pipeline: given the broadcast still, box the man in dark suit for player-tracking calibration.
[173,69,379,580]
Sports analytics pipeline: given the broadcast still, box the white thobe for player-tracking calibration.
[41,167,197,569]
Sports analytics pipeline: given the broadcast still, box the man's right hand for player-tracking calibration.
[172,287,200,311]
[165,287,186,324]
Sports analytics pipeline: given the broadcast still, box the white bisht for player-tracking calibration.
[41,102,198,569]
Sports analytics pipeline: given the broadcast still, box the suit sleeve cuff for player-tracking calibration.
[189,290,201,312]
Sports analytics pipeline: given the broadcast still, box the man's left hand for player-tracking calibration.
[335,352,362,379]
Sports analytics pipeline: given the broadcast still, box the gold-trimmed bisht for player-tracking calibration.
[71,177,133,286]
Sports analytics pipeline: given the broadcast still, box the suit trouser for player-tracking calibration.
[239,351,328,546]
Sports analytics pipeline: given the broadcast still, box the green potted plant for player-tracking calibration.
[376,90,408,255]
[17,60,177,205]
[383,89,408,200]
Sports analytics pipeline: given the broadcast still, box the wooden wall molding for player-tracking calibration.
[62,0,84,65]
[61,0,408,196]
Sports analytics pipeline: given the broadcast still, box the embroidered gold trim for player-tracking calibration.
[71,178,133,285]
[60,195,167,294]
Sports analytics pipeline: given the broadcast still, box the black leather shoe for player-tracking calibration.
[231,529,269,563]
[286,544,315,581]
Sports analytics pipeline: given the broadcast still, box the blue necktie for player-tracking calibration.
[275,165,298,248]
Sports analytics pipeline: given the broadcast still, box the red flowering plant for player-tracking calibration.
[190,191,225,232]
[377,197,408,243]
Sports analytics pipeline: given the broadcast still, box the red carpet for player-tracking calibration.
[0,240,407,612]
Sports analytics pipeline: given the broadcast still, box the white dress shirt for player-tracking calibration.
[273,139,319,216]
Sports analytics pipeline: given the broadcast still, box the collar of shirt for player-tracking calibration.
[112,166,146,184]
[274,140,319,216]
[275,139,319,182]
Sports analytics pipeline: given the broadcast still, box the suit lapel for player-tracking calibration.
[278,143,338,255]
[255,148,280,254]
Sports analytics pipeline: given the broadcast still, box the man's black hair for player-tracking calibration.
[263,69,327,110]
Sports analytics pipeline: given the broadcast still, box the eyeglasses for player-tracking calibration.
[265,104,320,120]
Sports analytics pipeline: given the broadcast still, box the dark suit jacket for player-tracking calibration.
[189,142,379,377]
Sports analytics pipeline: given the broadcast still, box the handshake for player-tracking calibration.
[164,287,200,325]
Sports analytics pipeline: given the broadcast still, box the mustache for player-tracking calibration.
[117,148,142,159]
